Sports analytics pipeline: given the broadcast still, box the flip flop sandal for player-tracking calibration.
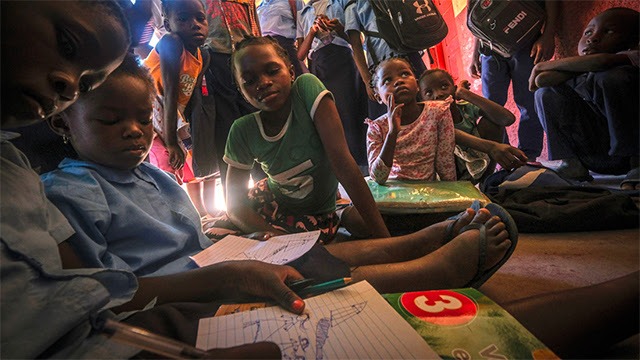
[443,200,482,244]
[463,202,519,288]
[620,167,639,190]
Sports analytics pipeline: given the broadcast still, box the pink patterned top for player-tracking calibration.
[365,99,456,184]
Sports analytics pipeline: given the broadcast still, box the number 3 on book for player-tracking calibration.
[414,294,462,313]
[400,290,478,326]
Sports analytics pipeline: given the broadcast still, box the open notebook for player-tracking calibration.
[196,281,440,359]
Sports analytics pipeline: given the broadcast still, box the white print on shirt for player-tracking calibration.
[180,74,197,97]
[271,159,314,199]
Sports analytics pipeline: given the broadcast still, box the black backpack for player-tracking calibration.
[467,0,545,58]
[348,0,448,60]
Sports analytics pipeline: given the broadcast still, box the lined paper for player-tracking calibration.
[196,281,440,359]
[191,231,320,267]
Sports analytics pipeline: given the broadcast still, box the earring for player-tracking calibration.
[62,135,69,144]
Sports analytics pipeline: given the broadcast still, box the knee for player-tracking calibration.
[592,66,638,93]
[534,87,557,107]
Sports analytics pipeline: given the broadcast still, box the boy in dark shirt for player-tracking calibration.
[531,7,639,189]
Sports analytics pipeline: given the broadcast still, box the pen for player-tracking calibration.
[297,277,352,297]
[100,318,209,359]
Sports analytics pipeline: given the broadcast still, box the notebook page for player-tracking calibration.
[190,230,320,266]
[196,281,440,359]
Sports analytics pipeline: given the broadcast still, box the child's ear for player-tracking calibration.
[47,114,71,138]
[373,90,382,104]
[289,64,295,83]
[164,19,171,33]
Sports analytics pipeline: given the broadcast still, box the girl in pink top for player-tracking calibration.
[366,57,456,184]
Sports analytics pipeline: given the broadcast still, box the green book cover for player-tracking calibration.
[382,288,559,360]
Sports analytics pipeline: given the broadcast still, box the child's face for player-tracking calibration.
[419,72,456,101]
[374,59,419,106]
[234,44,295,112]
[1,1,128,129]
[578,11,634,55]
[59,75,154,170]
[165,0,208,49]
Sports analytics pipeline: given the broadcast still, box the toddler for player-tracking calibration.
[143,0,219,218]
[419,69,527,182]
[366,57,456,184]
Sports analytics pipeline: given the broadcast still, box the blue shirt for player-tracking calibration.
[343,0,402,65]
[1,132,138,359]
[257,0,304,39]
[42,159,212,278]
[297,0,351,59]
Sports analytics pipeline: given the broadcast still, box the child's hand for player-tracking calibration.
[326,19,344,34]
[386,94,403,134]
[167,144,186,170]
[469,53,482,79]
[455,80,471,100]
[528,63,545,92]
[530,33,555,64]
[488,143,528,169]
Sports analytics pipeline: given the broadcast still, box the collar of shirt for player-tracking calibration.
[58,158,160,190]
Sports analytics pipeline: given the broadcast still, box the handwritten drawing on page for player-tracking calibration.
[190,230,320,267]
[196,281,440,359]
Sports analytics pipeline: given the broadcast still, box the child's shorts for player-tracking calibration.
[205,178,340,242]
[148,135,196,185]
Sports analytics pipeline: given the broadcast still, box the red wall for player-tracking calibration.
[426,0,640,161]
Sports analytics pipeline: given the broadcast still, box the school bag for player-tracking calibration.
[347,0,448,56]
[467,0,545,58]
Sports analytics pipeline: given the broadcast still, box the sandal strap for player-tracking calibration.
[458,223,487,287]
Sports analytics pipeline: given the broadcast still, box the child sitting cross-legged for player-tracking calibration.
[42,39,516,301]
[419,69,528,183]
[530,7,639,189]
[365,57,456,185]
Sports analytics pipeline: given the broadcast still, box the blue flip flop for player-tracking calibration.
[462,202,519,288]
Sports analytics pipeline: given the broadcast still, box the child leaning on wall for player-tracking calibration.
[530,7,639,189]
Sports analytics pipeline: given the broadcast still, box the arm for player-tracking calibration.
[469,38,482,79]
[372,95,403,184]
[530,0,558,64]
[455,129,527,169]
[314,96,390,238]
[114,260,305,314]
[366,119,391,184]
[297,22,319,61]
[529,53,633,91]
[225,166,287,236]
[347,30,376,101]
[456,80,515,127]
[156,34,187,170]
[533,70,576,90]
[434,106,457,181]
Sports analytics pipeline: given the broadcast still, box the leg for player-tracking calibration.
[341,214,511,292]
[186,182,207,218]
[481,54,512,145]
[202,177,220,217]
[501,271,639,359]
[510,46,544,160]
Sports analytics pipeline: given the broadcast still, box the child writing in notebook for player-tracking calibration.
[366,57,456,185]
[143,0,219,219]
[419,69,528,182]
[221,35,390,240]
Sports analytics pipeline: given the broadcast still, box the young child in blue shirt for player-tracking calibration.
[530,7,639,189]
[419,69,528,183]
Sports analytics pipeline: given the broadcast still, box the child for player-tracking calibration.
[419,69,528,182]
[530,7,639,189]
[297,0,369,168]
[224,35,390,240]
[366,57,456,184]
[469,0,558,162]
[143,0,219,219]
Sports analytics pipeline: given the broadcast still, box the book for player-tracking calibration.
[197,281,441,359]
[382,288,559,360]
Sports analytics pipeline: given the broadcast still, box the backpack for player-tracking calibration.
[467,0,545,58]
[348,0,448,57]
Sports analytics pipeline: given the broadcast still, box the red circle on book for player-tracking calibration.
[400,290,477,326]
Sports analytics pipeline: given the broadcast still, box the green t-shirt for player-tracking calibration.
[454,100,482,138]
[224,74,338,215]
